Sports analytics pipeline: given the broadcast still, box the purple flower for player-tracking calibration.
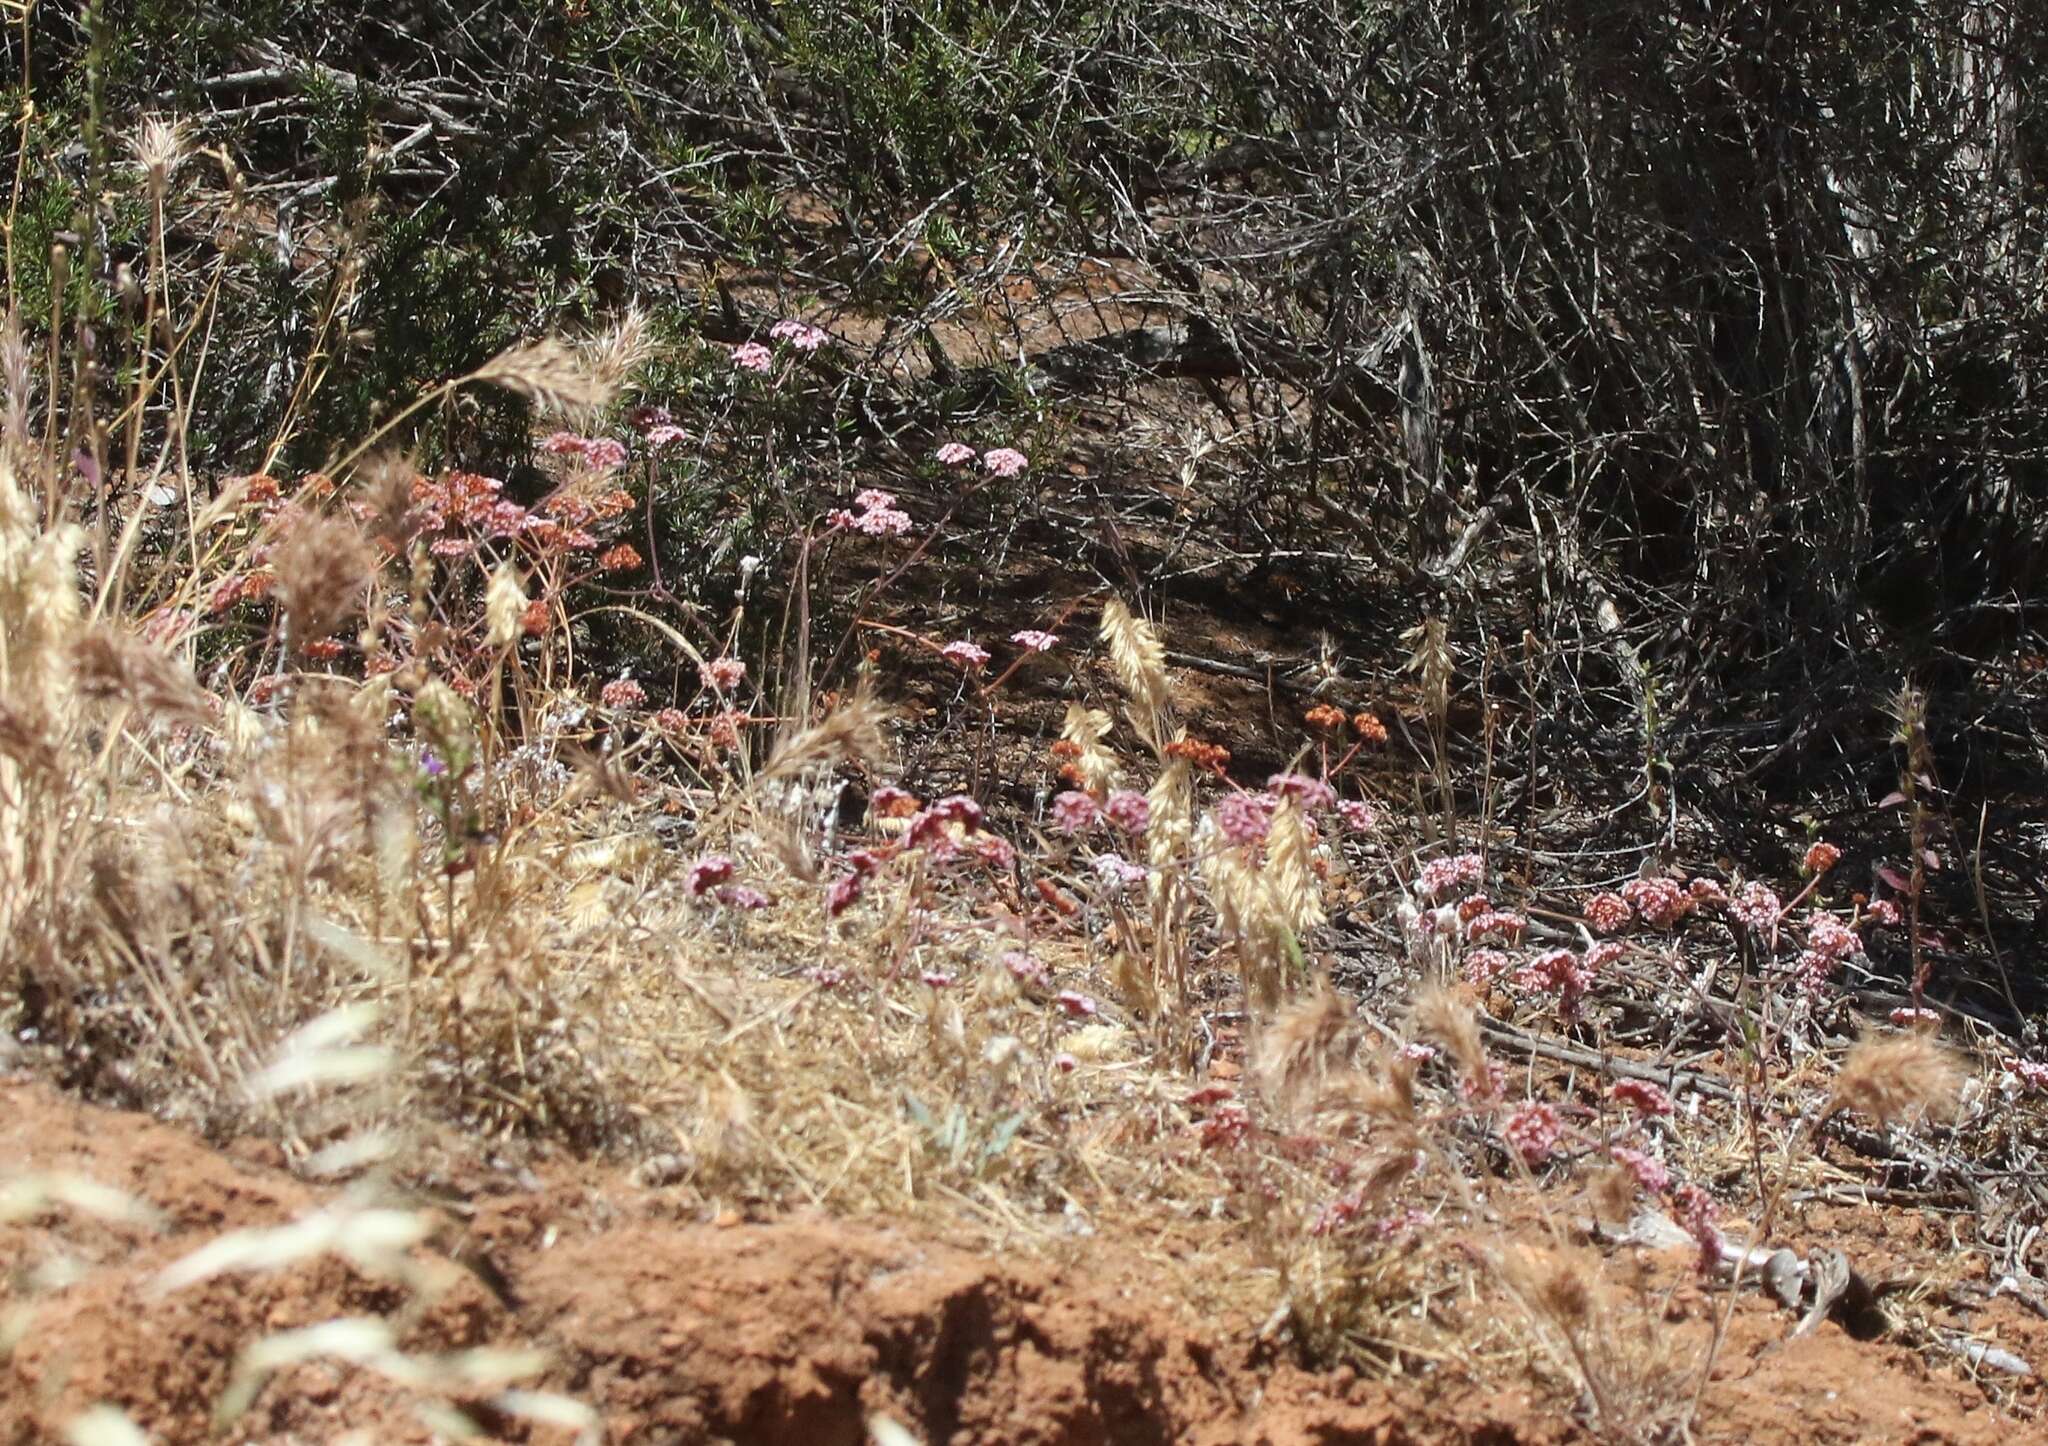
[1050,790,1101,834]
[1104,790,1150,833]
[687,854,737,897]
[1213,792,1272,847]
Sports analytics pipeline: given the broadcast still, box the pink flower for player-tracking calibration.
[1890,1008,1940,1028]
[645,424,689,448]
[1730,881,1783,935]
[1622,876,1694,929]
[1054,990,1099,1018]
[1465,910,1527,944]
[1610,1146,1669,1195]
[921,971,956,989]
[1803,841,1842,875]
[1003,951,1050,989]
[600,676,646,709]
[982,447,1029,478]
[830,489,914,537]
[1688,877,1729,906]
[1052,1052,1079,1075]
[1417,853,1484,900]
[1584,892,1632,935]
[582,437,629,471]
[541,430,588,456]
[1610,1079,1673,1116]
[1092,853,1149,890]
[1051,790,1101,833]
[769,318,828,351]
[731,342,773,373]
[686,855,736,896]
[1213,792,1272,847]
[935,441,976,467]
[2008,1058,2048,1092]
[855,489,897,511]
[429,536,473,558]
[1104,790,1150,833]
[1514,948,1594,1018]
[699,656,748,691]
[1463,948,1512,985]
[1863,897,1902,927]
[826,873,865,917]
[1806,912,1862,960]
[940,639,990,670]
[1672,1184,1722,1275]
[1267,772,1336,810]
[1503,1101,1564,1166]
[718,884,770,910]
[1400,1042,1438,1064]
[1336,799,1377,832]
[1010,629,1059,653]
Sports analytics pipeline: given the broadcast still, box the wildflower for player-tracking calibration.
[731,341,773,373]
[1400,1042,1438,1064]
[829,490,913,537]
[1463,948,1513,985]
[1515,948,1593,1016]
[935,441,976,467]
[1010,629,1059,652]
[941,639,990,670]
[1584,892,1633,935]
[1092,853,1149,891]
[982,447,1029,478]
[597,543,643,572]
[1621,876,1693,928]
[420,750,447,778]
[1890,1008,1941,1029]
[627,404,674,432]
[769,318,828,351]
[826,873,865,917]
[1465,909,1527,944]
[1165,737,1231,773]
[1416,852,1484,900]
[645,423,689,448]
[2008,1058,2048,1092]
[541,430,588,456]
[1200,1101,1252,1151]
[1672,1184,1722,1275]
[582,438,629,471]
[1503,1101,1564,1166]
[1729,881,1782,935]
[1052,1053,1079,1075]
[907,795,984,852]
[686,855,736,896]
[856,488,897,511]
[1305,703,1346,731]
[521,599,551,636]
[653,707,687,732]
[1804,841,1842,876]
[1610,1079,1673,1116]
[1336,799,1378,832]
[1054,991,1098,1018]
[1459,1058,1506,1103]
[1688,877,1729,906]
[1353,712,1389,744]
[301,638,345,662]
[718,884,770,910]
[600,677,646,709]
[1213,792,1272,846]
[1050,791,1102,834]
[708,711,743,749]
[1806,912,1862,960]
[699,656,747,691]
[921,971,956,989]
[1267,772,1336,810]
[1104,790,1150,833]
[968,833,1016,868]
[1003,951,1051,989]
[1610,1146,1669,1195]
[429,536,473,559]
[1863,897,1902,926]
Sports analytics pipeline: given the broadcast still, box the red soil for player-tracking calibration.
[3,1077,2038,1444]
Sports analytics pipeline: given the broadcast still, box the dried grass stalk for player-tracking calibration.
[273,515,375,649]
[1099,598,1173,750]
[470,337,615,417]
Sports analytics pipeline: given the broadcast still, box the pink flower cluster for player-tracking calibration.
[829,488,914,537]
[769,318,829,352]
[935,442,977,467]
[1729,880,1783,935]
[1213,791,1272,846]
[1336,799,1377,832]
[1503,1100,1564,1166]
[982,447,1029,478]
[1584,891,1632,934]
[1803,840,1842,875]
[1267,772,1336,811]
[699,656,747,691]
[731,341,773,373]
[1795,910,1864,991]
[1104,790,1150,833]
[1514,947,1595,1018]
[1417,852,1484,900]
[941,639,990,670]
[1622,876,1695,928]
[1010,629,1059,652]
[1050,790,1100,834]
[1610,1146,1669,1195]
[686,854,735,896]
[601,676,647,709]
[1610,1079,1673,1116]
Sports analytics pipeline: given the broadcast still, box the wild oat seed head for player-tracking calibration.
[1827,1031,1963,1128]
